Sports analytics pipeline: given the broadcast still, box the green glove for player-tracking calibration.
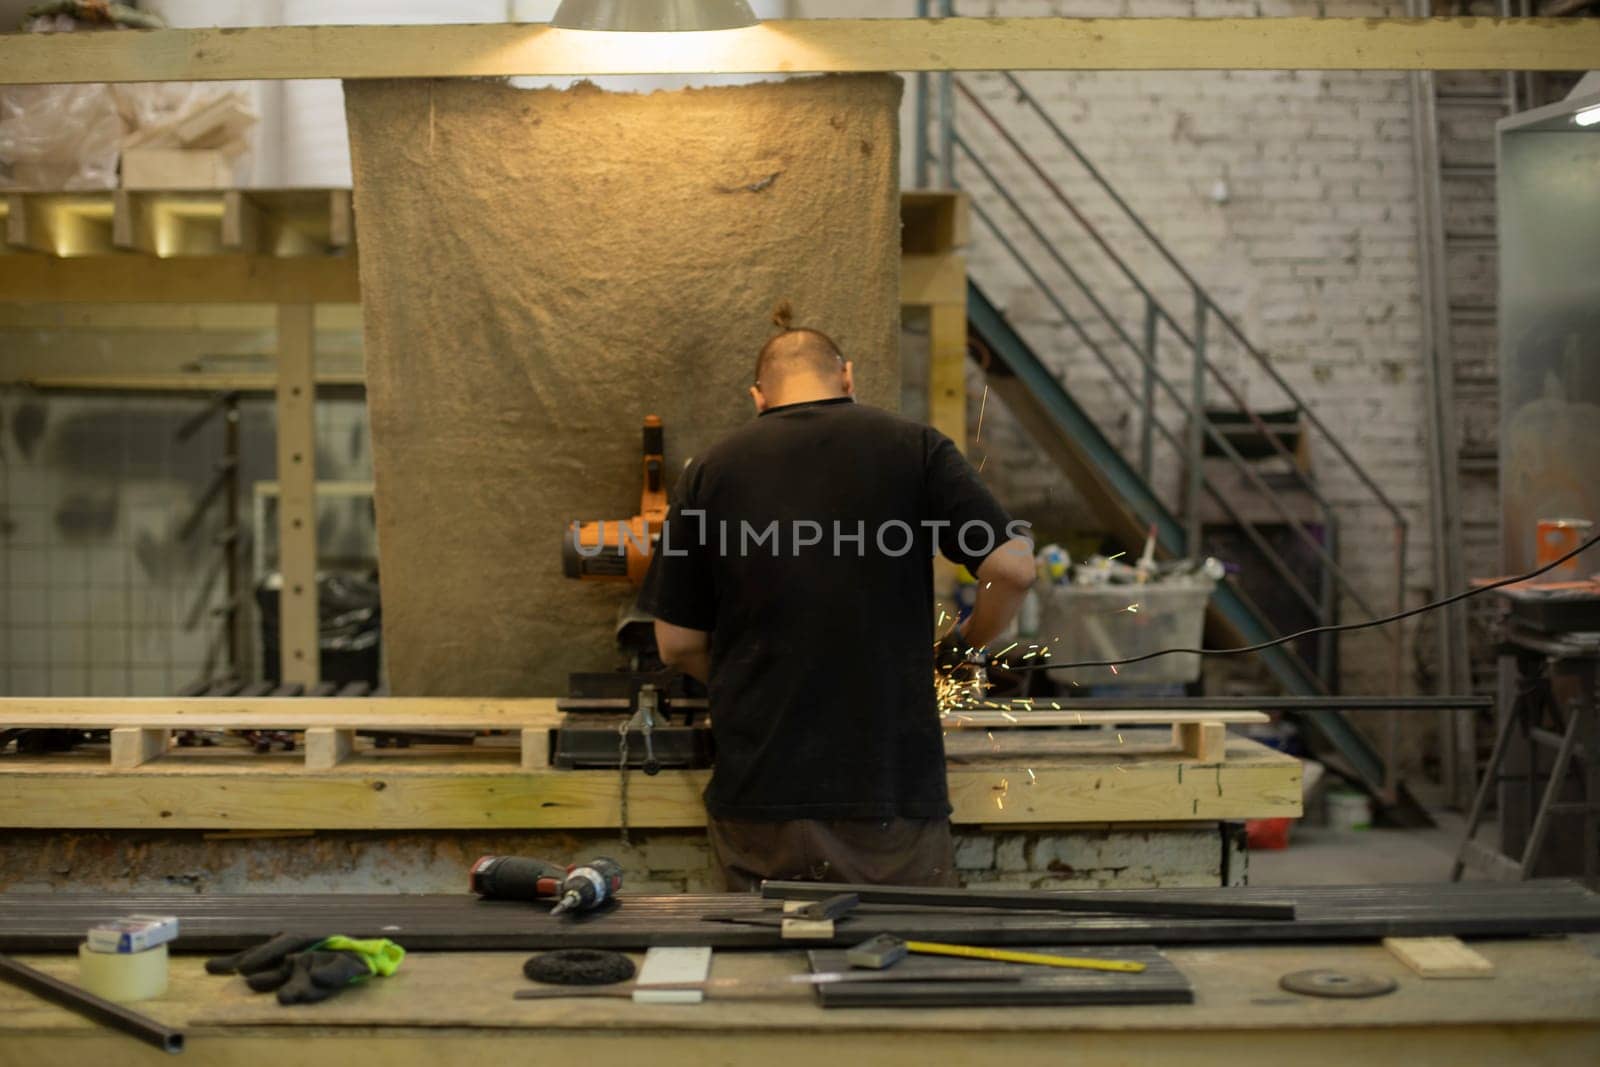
[209,934,405,1005]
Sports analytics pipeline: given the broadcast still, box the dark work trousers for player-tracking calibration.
[706,816,959,891]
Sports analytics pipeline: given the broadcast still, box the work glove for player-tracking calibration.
[207,934,405,1005]
[934,627,984,675]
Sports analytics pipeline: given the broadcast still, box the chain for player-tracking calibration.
[617,718,631,847]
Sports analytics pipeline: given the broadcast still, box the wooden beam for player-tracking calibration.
[0,255,361,303]
[328,189,354,252]
[0,697,564,729]
[221,191,262,252]
[928,301,967,453]
[276,304,319,688]
[0,19,1592,83]
[107,728,169,770]
[303,727,355,770]
[1174,721,1229,762]
[900,253,966,307]
[0,737,1301,830]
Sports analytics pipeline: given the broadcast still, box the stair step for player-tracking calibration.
[1441,163,1496,179]
[1445,232,1497,248]
[1449,304,1497,322]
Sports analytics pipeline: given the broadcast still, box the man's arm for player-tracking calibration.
[924,431,1033,650]
[960,536,1035,650]
[655,620,710,684]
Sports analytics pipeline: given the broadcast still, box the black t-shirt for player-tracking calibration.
[638,397,1015,821]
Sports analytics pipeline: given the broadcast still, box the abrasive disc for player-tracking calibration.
[1279,968,1398,998]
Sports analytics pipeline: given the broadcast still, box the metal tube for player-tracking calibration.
[1188,296,1207,557]
[761,881,1296,921]
[0,953,184,1054]
[1140,297,1157,481]
[938,0,953,187]
[914,0,929,189]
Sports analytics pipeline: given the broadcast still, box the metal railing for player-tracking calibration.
[920,61,1410,694]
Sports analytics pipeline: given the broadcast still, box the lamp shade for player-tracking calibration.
[550,0,759,31]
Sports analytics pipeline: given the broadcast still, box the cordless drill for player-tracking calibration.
[549,857,624,916]
[470,855,623,916]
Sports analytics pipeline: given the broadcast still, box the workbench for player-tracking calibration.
[3,936,1597,1066]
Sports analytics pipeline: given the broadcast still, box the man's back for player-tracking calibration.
[642,397,1013,820]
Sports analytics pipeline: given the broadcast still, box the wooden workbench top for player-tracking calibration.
[4,937,1598,1066]
[0,733,1300,830]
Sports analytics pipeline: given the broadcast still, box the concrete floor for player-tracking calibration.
[1251,810,1485,886]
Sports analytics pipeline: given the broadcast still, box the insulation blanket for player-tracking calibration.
[344,74,902,695]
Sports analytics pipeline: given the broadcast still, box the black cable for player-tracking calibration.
[1009,529,1600,674]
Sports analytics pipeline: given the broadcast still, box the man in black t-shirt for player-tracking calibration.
[638,306,1035,889]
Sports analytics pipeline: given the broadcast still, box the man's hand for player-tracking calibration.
[934,627,984,675]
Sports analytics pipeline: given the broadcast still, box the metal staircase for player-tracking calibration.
[917,66,1413,792]
[968,282,1388,789]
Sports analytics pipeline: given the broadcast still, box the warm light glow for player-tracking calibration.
[551,0,757,32]
[541,24,772,72]
[1575,103,1600,128]
[50,200,113,257]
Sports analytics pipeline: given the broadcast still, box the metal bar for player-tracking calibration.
[761,881,1295,920]
[1140,297,1157,480]
[0,953,184,1054]
[937,0,954,188]
[1187,296,1207,559]
[223,394,242,674]
[991,696,1493,712]
[960,148,1370,619]
[914,0,930,189]
[1319,519,1339,690]
[1518,705,1584,878]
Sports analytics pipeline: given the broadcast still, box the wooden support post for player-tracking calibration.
[111,191,155,254]
[304,727,355,770]
[328,189,353,252]
[1175,722,1227,762]
[109,728,169,769]
[222,191,261,252]
[928,301,967,453]
[4,193,51,253]
[276,303,320,687]
[520,728,551,771]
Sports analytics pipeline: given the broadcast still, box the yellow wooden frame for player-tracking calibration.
[0,19,1593,84]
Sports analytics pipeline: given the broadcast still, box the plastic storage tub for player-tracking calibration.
[1039,576,1215,686]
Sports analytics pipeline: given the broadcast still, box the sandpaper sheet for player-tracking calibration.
[344,75,903,696]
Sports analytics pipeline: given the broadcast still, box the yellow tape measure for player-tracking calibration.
[904,940,1146,974]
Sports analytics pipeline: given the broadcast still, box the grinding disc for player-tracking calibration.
[1280,968,1397,998]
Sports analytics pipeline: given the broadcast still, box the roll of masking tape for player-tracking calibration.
[77,942,169,1002]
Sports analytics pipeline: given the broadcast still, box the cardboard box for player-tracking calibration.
[86,915,179,954]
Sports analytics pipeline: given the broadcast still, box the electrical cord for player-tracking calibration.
[1010,529,1600,674]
